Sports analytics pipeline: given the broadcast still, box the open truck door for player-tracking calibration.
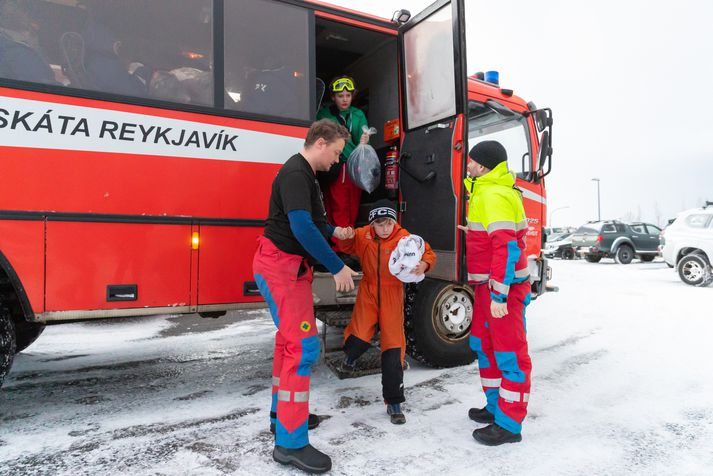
[398,0,468,282]
[397,0,476,368]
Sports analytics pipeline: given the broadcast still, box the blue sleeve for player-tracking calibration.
[326,223,335,236]
[288,210,344,275]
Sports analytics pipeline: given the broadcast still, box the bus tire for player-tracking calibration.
[14,320,45,353]
[1,307,16,387]
[404,280,476,368]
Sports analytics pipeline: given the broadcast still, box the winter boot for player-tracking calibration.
[270,412,320,434]
[387,403,406,425]
[273,444,332,474]
[468,407,495,424]
[472,423,522,446]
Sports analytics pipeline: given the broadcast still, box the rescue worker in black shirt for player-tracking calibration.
[253,119,357,474]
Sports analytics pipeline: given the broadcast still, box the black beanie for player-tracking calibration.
[368,199,397,223]
[469,141,507,170]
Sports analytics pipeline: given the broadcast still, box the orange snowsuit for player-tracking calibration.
[338,223,437,362]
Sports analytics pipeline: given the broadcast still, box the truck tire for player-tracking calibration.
[677,254,713,287]
[14,320,45,353]
[0,307,16,387]
[584,255,602,263]
[404,280,476,368]
[639,255,656,263]
[615,245,634,264]
[562,248,575,260]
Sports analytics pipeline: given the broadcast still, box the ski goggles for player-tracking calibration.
[331,77,355,92]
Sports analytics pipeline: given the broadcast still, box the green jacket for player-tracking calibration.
[316,105,368,162]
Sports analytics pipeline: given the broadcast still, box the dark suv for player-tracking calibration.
[572,221,661,264]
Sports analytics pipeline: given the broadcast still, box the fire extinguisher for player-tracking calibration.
[385,145,399,198]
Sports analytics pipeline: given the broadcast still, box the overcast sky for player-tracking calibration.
[326,0,713,227]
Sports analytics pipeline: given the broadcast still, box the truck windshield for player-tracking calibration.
[468,101,531,176]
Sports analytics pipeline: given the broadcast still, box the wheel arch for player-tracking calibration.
[0,250,36,324]
[676,247,709,265]
[611,237,634,254]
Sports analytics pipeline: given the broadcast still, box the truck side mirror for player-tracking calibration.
[538,130,550,170]
[535,109,547,132]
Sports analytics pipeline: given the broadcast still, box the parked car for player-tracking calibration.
[544,226,576,238]
[572,220,661,264]
[661,204,713,287]
[544,232,576,260]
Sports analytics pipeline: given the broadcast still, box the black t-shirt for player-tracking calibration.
[264,153,331,260]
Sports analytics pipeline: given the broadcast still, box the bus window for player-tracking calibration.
[224,0,310,121]
[0,0,214,106]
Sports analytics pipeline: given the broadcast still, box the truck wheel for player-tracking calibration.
[0,308,16,387]
[615,245,634,264]
[14,320,45,353]
[562,248,575,260]
[677,254,713,287]
[405,280,476,368]
[639,255,656,263]
[584,255,602,263]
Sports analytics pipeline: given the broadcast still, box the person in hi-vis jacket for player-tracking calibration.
[460,140,533,446]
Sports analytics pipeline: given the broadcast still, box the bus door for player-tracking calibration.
[397,0,468,282]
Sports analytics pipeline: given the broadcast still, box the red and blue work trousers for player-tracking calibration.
[253,236,320,449]
[324,163,361,229]
[470,282,532,434]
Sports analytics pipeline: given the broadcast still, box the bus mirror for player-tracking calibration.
[485,99,515,117]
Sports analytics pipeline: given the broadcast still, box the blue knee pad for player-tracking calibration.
[494,351,525,383]
[297,335,320,377]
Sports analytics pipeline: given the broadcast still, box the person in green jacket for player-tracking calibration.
[316,76,369,228]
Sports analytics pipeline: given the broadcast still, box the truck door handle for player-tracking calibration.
[401,162,436,183]
[425,122,450,133]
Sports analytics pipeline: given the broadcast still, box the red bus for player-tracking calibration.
[0,0,553,385]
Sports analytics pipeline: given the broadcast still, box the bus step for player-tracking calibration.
[324,347,383,379]
[315,308,352,327]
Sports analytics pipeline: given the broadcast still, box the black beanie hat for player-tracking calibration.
[368,199,397,223]
[469,140,507,170]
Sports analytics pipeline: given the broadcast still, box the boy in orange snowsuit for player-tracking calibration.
[334,199,437,424]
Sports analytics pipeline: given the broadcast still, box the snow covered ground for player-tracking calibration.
[1,259,712,475]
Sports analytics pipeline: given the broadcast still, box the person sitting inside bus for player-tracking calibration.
[0,0,56,85]
[81,14,147,97]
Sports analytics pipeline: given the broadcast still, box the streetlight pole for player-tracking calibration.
[591,178,601,221]
[549,206,570,227]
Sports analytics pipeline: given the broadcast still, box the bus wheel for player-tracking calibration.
[0,307,16,387]
[14,320,45,353]
[405,280,476,368]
